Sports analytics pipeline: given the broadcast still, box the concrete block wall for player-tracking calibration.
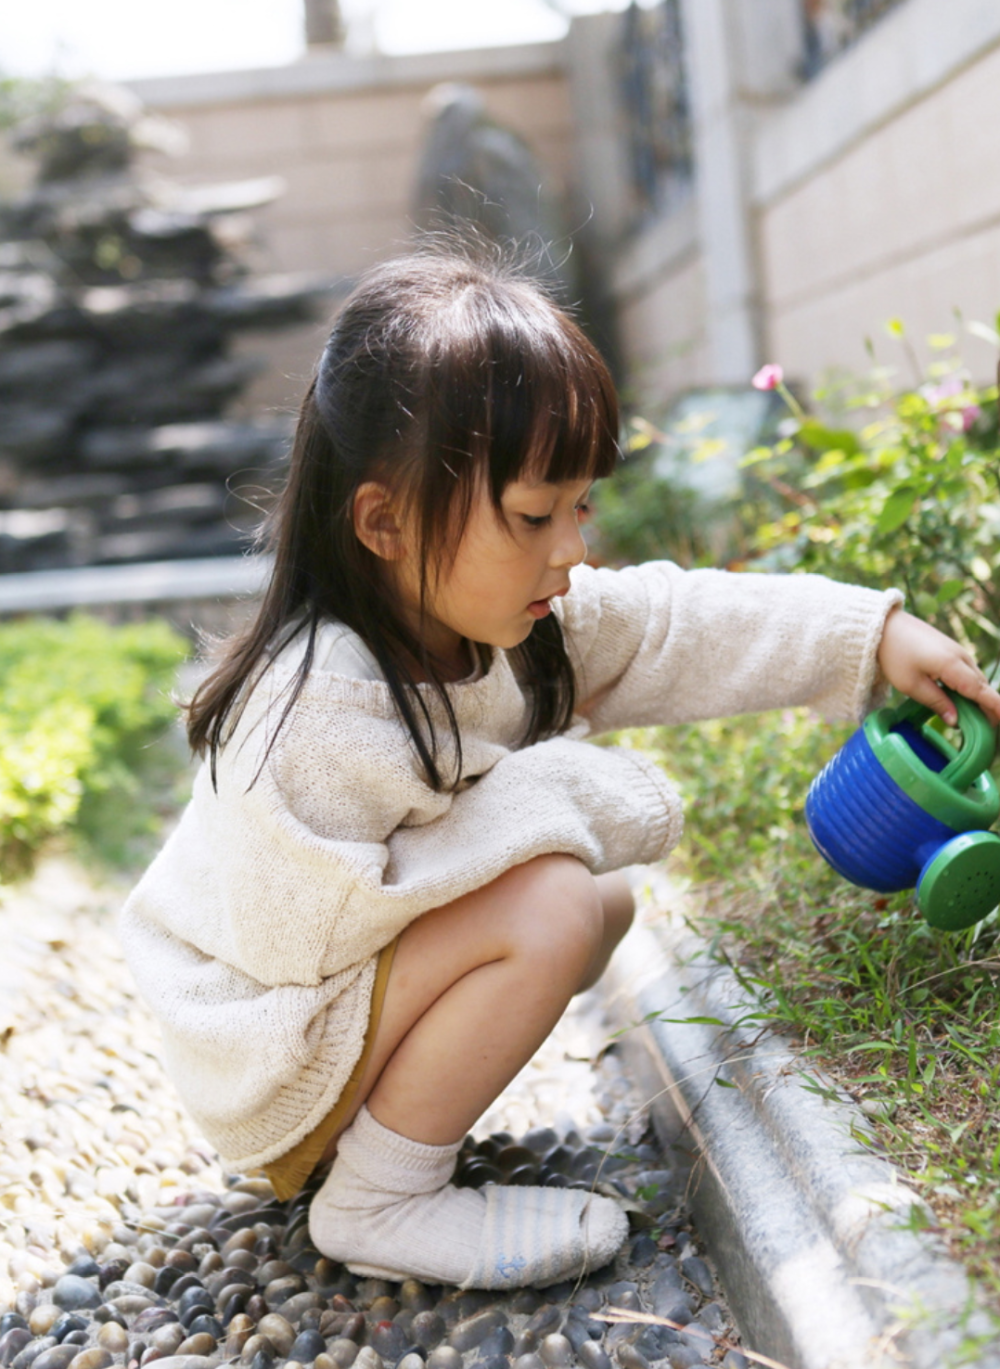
[605,0,1000,411]
[112,0,1000,421]
[757,0,1000,386]
[611,201,712,409]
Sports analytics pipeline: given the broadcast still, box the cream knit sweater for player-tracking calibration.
[119,562,902,1169]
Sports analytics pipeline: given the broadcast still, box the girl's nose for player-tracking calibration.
[550,514,587,569]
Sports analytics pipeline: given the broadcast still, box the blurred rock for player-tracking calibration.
[0,83,343,572]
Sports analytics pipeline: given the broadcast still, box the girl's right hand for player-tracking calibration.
[876,607,1000,727]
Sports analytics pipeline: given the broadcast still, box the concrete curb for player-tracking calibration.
[603,872,1000,1369]
[0,556,272,614]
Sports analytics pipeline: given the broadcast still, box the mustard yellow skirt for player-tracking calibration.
[263,940,397,1201]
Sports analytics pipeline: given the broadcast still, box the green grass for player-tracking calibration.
[623,711,1000,1321]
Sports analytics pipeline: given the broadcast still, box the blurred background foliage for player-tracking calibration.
[596,322,1000,673]
[0,614,189,878]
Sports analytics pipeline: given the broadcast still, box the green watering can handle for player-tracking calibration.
[892,686,997,792]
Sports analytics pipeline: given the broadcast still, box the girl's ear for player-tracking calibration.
[353,481,407,561]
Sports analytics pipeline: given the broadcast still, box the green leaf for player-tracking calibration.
[797,419,861,456]
[739,445,777,469]
[875,486,917,534]
[936,579,967,605]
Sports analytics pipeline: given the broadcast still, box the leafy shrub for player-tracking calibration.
[613,709,852,887]
[605,326,1000,1314]
[591,388,789,570]
[740,327,1000,666]
[598,328,1000,671]
[0,613,189,876]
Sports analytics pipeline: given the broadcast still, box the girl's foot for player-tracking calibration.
[307,1106,628,1290]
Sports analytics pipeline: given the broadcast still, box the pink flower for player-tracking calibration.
[752,364,784,391]
[922,376,981,430]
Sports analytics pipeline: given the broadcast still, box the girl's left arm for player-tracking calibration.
[561,560,904,732]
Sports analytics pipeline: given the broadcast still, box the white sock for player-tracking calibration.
[307,1106,628,1290]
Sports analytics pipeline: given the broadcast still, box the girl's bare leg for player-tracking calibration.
[583,869,635,992]
[307,856,636,1288]
[327,855,635,1148]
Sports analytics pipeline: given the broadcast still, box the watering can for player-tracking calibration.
[805,688,1000,930]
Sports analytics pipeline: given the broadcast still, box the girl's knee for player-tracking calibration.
[505,854,605,971]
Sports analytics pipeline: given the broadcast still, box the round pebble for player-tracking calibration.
[326,1341,359,1368]
[539,1335,573,1368]
[148,1328,184,1356]
[186,1315,223,1341]
[67,1353,112,1369]
[449,1310,508,1354]
[426,1350,463,1369]
[289,1331,326,1364]
[0,1329,32,1366]
[50,1282,99,1315]
[578,1344,613,1369]
[27,1313,58,1340]
[94,1325,128,1355]
[241,1335,275,1365]
[31,1348,79,1369]
[50,1319,87,1347]
[477,1328,515,1358]
[177,1333,218,1357]
[255,1315,294,1357]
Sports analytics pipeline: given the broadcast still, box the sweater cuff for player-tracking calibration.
[853,588,905,721]
[608,747,685,866]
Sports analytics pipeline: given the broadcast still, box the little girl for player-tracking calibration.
[120,248,1000,1293]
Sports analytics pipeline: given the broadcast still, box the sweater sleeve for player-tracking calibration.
[150,698,683,990]
[559,562,903,735]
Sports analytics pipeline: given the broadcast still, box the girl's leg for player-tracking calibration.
[309,855,635,1288]
[583,869,635,991]
[337,856,634,1144]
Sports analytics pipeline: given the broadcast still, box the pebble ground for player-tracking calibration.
[0,857,749,1369]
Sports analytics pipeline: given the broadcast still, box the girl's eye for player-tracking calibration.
[575,502,591,522]
[521,514,551,529]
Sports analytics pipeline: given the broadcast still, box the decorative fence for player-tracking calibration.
[801,0,908,78]
[618,0,692,224]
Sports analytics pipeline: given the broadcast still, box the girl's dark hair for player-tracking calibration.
[187,246,621,789]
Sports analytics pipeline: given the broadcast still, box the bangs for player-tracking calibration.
[418,276,621,515]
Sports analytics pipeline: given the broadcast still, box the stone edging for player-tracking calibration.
[0,555,272,614]
[603,873,1000,1369]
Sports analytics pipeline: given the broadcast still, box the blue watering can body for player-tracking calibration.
[805,690,1000,930]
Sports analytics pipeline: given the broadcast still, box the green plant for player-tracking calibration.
[616,709,852,885]
[592,390,789,570]
[742,326,1000,666]
[633,705,1000,1316]
[0,613,189,876]
[0,73,72,132]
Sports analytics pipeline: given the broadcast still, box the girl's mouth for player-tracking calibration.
[527,600,551,618]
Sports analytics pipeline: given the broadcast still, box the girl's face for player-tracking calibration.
[399,475,592,677]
